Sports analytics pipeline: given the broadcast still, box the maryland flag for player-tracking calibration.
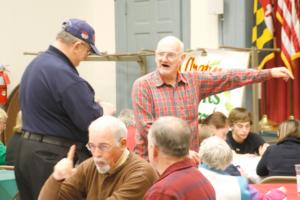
[276,0,300,71]
[252,0,275,69]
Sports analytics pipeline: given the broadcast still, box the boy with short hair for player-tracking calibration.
[226,107,268,155]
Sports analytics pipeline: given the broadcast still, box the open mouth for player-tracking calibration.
[162,64,170,68]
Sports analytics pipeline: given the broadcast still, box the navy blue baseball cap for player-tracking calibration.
[62,19,100,55]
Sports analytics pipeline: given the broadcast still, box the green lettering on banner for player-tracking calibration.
[180,51,249,121]
[208,95,220,104]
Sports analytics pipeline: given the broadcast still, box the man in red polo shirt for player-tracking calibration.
[144,116,215,200]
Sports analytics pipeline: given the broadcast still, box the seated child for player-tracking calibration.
[226,107,268,155]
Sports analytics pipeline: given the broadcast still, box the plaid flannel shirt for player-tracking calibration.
[132,69,271,159]
[143,158,216,200]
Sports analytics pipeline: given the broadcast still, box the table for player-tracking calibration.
[232,154,262,183]
[0,170,18,200]
[251,183,298,200]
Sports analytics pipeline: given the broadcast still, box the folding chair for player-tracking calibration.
[259,176,297,184]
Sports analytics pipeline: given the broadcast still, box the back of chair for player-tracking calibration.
[259,176,297,184]
[0,165,14,170]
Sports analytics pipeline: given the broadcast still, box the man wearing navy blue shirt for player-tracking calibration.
[15,19,115,200]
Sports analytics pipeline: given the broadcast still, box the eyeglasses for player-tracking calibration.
[86,143,113,152]
[80,42,92,55]
[155,51,181,61]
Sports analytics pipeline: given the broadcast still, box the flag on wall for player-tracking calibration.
[257,0,300,123]
[252,0,275,69]
[276,0,300,71]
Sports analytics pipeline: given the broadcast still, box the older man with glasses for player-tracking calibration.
[39,116,158,200]
[132,35,294,161]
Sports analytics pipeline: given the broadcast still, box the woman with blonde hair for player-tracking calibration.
[256,119,300,176]
[0,107,8,165]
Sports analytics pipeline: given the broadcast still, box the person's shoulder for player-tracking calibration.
[180,71,200,79]
[124,153,158,181]
[226,131,234,142]
[132,71,158,89]
[128,153,153,168]
[136,71,156,81]
[248,132,264,141]
[166,163,203,182]
[263,144,275,154]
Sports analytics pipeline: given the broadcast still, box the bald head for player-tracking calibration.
[148,116,191,157]
[89,116,127,142]
[156,36,184,53]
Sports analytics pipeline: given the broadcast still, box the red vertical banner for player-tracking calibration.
[262,0,300,123]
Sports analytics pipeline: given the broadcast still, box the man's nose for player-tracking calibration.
[92,148,103,157]
[160,54,169,61]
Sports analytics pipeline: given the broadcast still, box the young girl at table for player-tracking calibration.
[256,119,300,176]
[226,107,269,156]
[0,107,8,165]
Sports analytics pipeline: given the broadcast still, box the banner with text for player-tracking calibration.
[179,49,250,120]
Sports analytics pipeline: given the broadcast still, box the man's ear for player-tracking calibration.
[153,145,159,158]
[120,138,127,148]
[180,52,186,61]
[72,41,82,51]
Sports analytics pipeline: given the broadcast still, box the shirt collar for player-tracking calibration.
[108,148,130,175]
[159,158,195,180]
[153,70,188,87]
[47,45,79,75]
[277,136,300,145]
[200,163,226,175]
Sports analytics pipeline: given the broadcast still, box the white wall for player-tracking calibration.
[0,0,220,108]
[190,0,219,49]
[0,0,116,105]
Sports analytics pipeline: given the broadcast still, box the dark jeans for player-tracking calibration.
[14,136,90,200]
[6,132,22,166]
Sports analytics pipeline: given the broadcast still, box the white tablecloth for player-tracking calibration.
[231,154,262,183]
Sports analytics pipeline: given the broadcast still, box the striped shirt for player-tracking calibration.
[132,69,271,159]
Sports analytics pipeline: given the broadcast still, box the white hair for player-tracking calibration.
[156,36,184,52]
[199,136,233,170]
[89,116,127,142]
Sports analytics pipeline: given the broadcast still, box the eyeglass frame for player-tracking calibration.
[79,41,92,55]
[86,139,123,153]
[155,51,182,61]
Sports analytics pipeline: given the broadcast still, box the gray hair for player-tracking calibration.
[89,116,127,143]
[56,30,82,45]
[156,36,184,52]
[118,109,135,127]
[199,136,233,170]
[148,116,191,157]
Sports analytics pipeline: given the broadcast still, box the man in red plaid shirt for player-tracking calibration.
[144,116,216,200]
[132,35,293,160]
